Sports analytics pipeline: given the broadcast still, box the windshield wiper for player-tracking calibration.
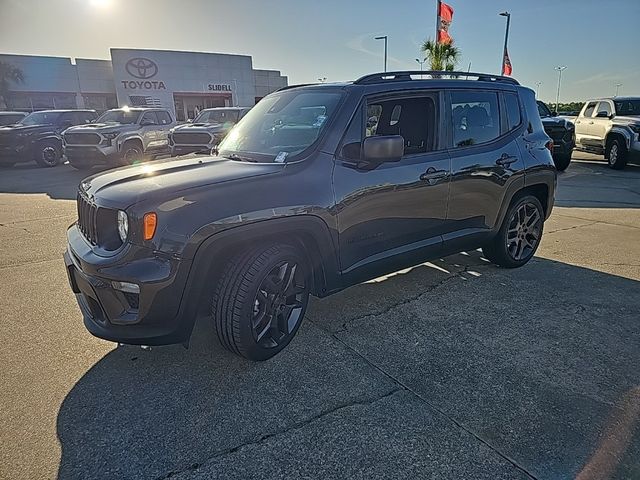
[223,153,257,163]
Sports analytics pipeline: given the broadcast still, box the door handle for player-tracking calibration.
[496,153,518,166]
[420,166,448,183]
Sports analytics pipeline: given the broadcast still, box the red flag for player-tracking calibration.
[437,1,454,44]
[503,49,513,76]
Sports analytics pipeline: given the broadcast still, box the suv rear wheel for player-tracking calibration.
[211,244,310,361]
[34,140,62,168]
[607,138,628,170]
[482,194,544,268]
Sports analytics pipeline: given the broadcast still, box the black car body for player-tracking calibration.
[537,100,575,171]
[0,111,27,126]
[64,71,556,360]
[169,107,251,156]
[0,109,97,167]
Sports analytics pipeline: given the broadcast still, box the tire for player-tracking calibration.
[553,152,572,172]
[211,244,310,361]
[34,140,62,168]
[607,138,628,170]
[118,142,144,166]
[482,194,544,268]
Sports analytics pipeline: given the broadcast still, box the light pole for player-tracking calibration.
[615,83,622,96]
[318,77,327,83]
[555,66,567,114]
[375,35,388,72]
[415,58,426,71]
[535,81,542,98]
[499,11,511,75]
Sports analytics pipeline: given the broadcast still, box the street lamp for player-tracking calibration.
[499,11,511,75]
[554,65,567,114]
[535,81,542,98]
[374,35,388,72]
[415,58,426,72]
[318,77,327,83]
[615,83,622,96]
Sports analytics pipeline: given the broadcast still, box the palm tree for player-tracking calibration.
[421,39,460,72]
[0,62,25,109]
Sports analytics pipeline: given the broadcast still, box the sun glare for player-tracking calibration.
[90,0,111,8]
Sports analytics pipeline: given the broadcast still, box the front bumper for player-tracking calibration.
[65,145,119,166]
[64,224,194,345]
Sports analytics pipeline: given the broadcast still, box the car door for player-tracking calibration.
[445,89,525,249]
[575,101,598,147]
[154,110,173,148]
[333,91,451,283]
[591,100,613,147]
[139,111,159,150]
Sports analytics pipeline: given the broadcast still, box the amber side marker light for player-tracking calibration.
[143,213,157,240]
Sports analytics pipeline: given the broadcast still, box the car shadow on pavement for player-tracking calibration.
[55,252,640,480]
[0,163,90,200]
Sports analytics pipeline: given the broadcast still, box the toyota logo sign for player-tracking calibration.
[125,58,158,79]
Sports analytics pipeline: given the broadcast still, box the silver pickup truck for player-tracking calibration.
[169,107,251,156]
[574,97,640,169]
[63,107,175,170]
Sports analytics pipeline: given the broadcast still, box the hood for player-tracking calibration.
[612,115,640,125]
[66,123,138,134]
[80,156,284,208]
[0,124,51,134]
[172,122,230,133]
[541,116,574,128]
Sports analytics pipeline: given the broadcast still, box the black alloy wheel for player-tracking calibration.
[35,140,62,167]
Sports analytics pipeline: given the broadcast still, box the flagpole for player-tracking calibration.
[436,0,440,44]
[500,11,511,75]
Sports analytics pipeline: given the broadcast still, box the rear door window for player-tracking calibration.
[596,101,612,117]
[504,92,522,132]
[155,111,172,125]
[450,91,500,147]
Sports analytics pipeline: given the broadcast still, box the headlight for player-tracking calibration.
[117,210,128,242]
[103,132,119,139]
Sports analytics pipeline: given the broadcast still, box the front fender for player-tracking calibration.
[607,127,634,149]
[117,134,144,151]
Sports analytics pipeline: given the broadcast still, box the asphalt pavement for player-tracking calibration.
[0,152,639,479]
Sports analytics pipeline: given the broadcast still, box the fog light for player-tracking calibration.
[112,281,140,294]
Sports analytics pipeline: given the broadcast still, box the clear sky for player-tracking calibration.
[1,0,638,102]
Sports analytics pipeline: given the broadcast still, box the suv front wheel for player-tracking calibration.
[607,138,628,170]
[35,140,62,168]
[211,243,310,361]
[483,194,544,268]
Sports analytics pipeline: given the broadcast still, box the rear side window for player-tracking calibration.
[504,92,521,132]
[596,101,612,116]
[583,102,597,117]
[521,88,545,134]
[451,91,500,147]
[156,111,172,125]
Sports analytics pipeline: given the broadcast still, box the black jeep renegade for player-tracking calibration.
[64,71,556,361]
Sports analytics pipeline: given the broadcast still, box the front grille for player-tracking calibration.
[65,132,101,145]
[172,132,211,145]
[543,126,566,142]
[77,193,99,245]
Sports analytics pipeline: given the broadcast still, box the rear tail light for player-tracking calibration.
[545,140,554,153]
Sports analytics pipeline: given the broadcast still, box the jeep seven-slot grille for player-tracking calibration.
[65,132,101,145]
[77,193,100,245]
[173,132,212,144]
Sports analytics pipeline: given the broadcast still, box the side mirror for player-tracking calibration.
[362,135,404,164]
[595,111,610,118]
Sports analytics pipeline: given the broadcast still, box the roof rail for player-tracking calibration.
[354,70,520,86]
[276,83,317,92]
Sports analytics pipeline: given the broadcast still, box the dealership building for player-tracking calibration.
[0,48,288,121]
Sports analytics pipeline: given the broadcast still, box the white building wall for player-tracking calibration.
[253,69,288,99]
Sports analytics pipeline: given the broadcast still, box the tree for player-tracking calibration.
[421,39,460,72]
[0,62,25,109]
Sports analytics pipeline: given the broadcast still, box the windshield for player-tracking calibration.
[20,111,60,126]
[536,101,552,118]
[96,110,141,124]
[218,90,343,162]
[195,110,240,124]
[614,99,640,116]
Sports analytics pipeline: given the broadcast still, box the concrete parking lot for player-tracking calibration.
[1,152,639,480]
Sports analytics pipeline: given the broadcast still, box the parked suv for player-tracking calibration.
[0,109,97,167]
[64,71,556,361]
[63,107,175,170]
[574,97,640,169]
[169,107,251,156]
[537,101,575,171]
